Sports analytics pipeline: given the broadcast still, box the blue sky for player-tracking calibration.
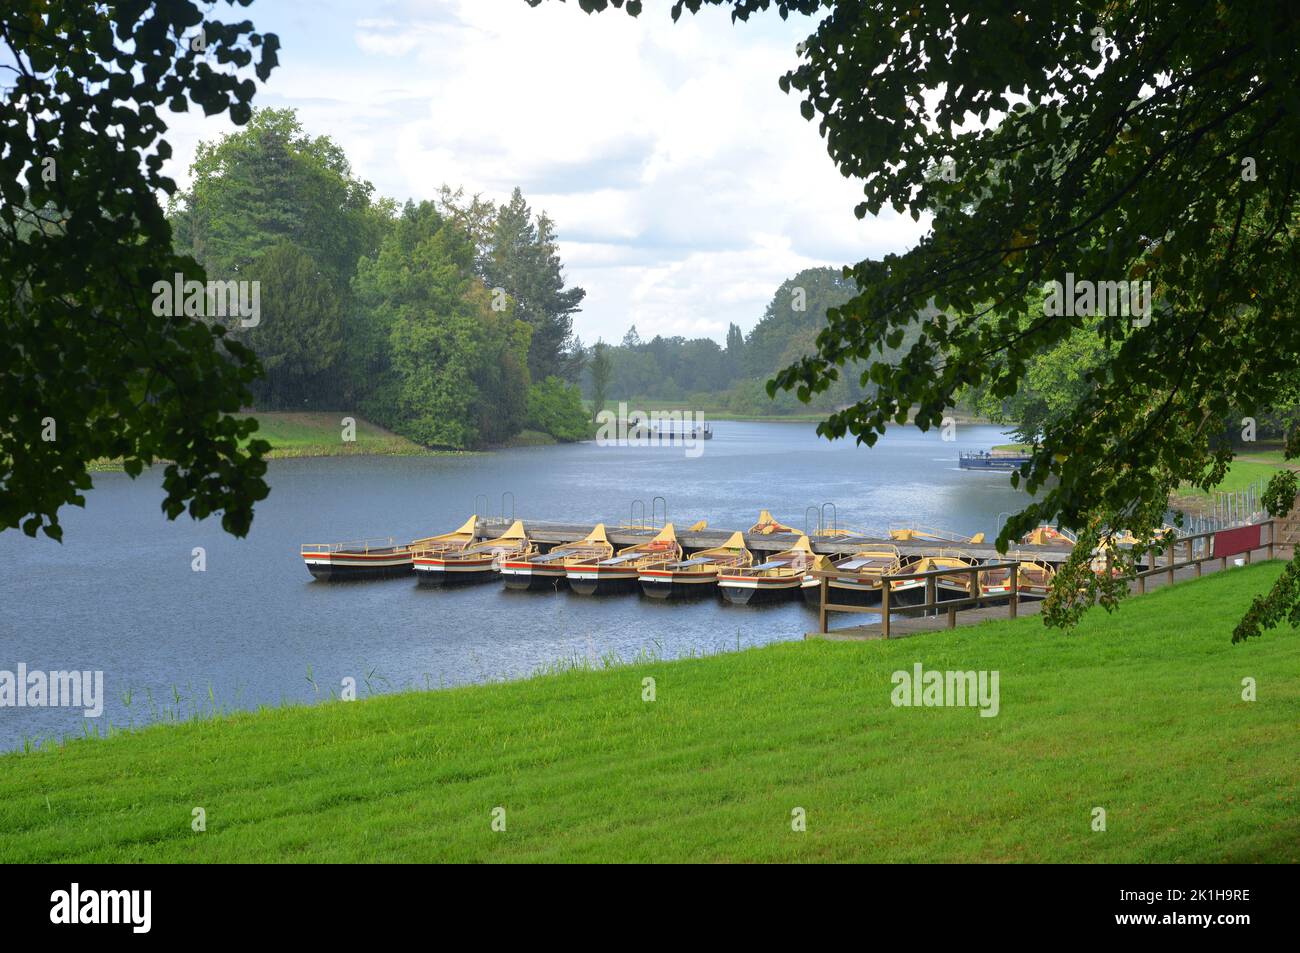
[162,0,928,344]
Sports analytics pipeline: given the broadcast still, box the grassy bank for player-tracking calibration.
[249,411,449,459]
[2,562,1296,862]
[87,412,457,471]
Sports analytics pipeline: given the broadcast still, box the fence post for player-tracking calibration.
[1194,535,1202,577]
[881,578,891,640]
[925,575,937,617]
[1009,563,1018,619]
[818,575,828,634]
[1167,540,1175,586]
[1268,519,1275,560]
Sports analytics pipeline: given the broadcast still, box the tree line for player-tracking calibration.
[582,266,928,416]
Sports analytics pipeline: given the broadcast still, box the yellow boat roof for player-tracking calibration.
[750,509,796,534]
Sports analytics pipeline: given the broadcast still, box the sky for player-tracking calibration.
[160,0,930,345]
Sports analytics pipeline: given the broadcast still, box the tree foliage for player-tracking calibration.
[1,0,279,539]
[484,188,586,382]
[351,202,532,449]
[242,242,344,408]
[526,376,589,442]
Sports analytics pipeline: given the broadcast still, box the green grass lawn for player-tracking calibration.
[249,411,446,458]
[87,412,445,470]
[2,562,1297,863]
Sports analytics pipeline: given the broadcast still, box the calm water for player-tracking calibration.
[0,421,1024,750]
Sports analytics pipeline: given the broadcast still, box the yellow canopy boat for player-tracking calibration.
[638,530,752,599]
[801,545,907,608]
[719,534,815,605]
[301,515,480,582]
[749,510,798,535]
[413,519,535,588]
[887,549,982,608]
[978,553,1055,602]
[567,523,682,595]
[888,525,986,544]
[499,523,612,591]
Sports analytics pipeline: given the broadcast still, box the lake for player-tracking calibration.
[0,420,1025,750]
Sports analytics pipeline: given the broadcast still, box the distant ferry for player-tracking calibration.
[958,450,1032,470]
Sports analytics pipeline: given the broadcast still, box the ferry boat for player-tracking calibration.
[887,550,982,608]
[978,555,1055,602]
[413,519,534,588]
[567,524,682,595]
[500,523,612,591]
[801,546,908,608]
[718,535,815,605]
[300,516,481,581]
[958,450,1032,470]
[638,531,751,599]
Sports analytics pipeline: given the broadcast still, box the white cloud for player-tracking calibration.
[159,0,930,343]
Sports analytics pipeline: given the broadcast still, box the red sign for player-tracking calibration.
[1213,524,1262,559]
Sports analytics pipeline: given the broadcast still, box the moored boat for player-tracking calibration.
[500,523,612,591]
[413,519,534,588]
[638,531,751,599]
[749,509,798,535]
[1021,525,1077,546]
[801,546,906,608]
[978,554,1055,603]
[300,536,419,581]
[718,534,815,605]
[887,550,981,607]
[889,525,986,544]
[568,523,682,595]
[300,517,482,581]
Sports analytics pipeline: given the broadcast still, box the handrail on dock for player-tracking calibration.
[813,560,1023,639]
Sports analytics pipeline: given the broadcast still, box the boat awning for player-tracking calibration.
[598,554,642,566]
[750,558,791,571]
[666,557,712,568]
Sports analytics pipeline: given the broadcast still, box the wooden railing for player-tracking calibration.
[300,536,397,556]
[1130,519,1275,593]
[814,560,1022,639]
[816,519,1278,637]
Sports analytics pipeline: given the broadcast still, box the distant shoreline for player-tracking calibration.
[84,411,1009,472]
